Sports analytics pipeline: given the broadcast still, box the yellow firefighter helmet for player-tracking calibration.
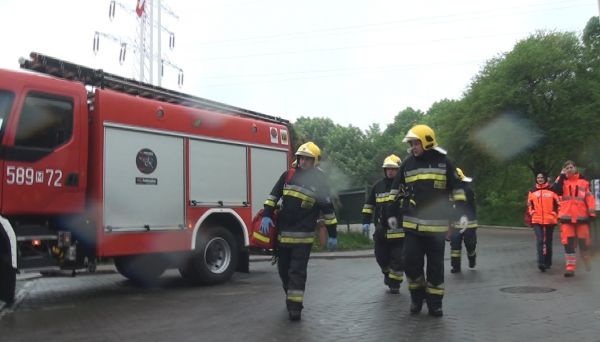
[402,124,437,150]
[295,142,321,165]
[456,167,473,182]
[382,154,401,168]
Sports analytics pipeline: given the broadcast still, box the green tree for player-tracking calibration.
[583,16,600,50]
[445,28,600,224]
[292,18,600,225]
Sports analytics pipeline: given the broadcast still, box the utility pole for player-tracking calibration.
[93,0,183,87]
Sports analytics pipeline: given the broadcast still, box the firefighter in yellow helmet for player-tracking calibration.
[361,154,405,293]
[449,168,478,274]
[260,141,337,321]
[386,124,468,317]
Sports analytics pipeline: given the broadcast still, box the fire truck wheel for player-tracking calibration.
[180,226,238,285]
[0,262,16,305]
[114,254,167,286]
[0,229,16,304]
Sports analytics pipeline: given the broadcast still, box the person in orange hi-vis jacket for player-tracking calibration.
[551,160,597,277]
[527,171,559,272]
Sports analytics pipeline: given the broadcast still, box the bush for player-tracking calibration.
[312,231,373,251]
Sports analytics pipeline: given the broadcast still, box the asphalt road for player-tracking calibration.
[1,228,599,342]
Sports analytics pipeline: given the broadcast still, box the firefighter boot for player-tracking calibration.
[286,296,303,321]
[387,270,403,294]
[388,278,400,294]
[450,257,461,273]
[287,302,302,321]
[426,293,443,317]
[468,255,476,269]
[429,306,443,317]
[409,287,426,314]
[288,309,302,321]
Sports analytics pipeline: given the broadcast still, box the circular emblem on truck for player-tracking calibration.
[136,148,157,174]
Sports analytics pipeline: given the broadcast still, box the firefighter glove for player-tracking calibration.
[387,216,398,229]
[327,237,337,251]
[458,215,468,233]
[260,217,273,235]
[362,224,370,235]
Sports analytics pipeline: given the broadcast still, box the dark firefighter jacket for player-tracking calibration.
[263,166,337,244]
[362,177,393,226]
[452,183,478,228]
[388,149,467,235]
[362,177,405,239]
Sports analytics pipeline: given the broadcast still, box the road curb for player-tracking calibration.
[479,225,529,230]
[250,250,374,262]
[15,226,525,275]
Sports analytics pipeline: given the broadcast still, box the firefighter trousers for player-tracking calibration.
[450,228,477,270]
[277,243,312,311]
[374,227,404,288]
[404,231,446,310]
[533,225,554,268]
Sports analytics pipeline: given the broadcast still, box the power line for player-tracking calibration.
[182,0,590,47]
[193,59,487,89]
[185,29,544,62]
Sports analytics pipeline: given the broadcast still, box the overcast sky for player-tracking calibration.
[0,0,597,131]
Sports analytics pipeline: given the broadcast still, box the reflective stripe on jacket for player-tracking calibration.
[362,177,394,226]
[451,183,478,228]
[388,150,466,235]
[263,167,337,242]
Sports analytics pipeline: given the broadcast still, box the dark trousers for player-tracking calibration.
[564,236,589,253]
[533,225,554,267]
[404,232,446,309]
[277,243,312,311]
[374,227,405,287]
[450,228,477,269]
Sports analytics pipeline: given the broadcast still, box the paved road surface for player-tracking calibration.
[1,228,599,342]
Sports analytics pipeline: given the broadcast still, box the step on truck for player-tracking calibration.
[0,52,292,303]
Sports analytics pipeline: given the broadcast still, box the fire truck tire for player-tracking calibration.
[180,226,238,285]
[0,229,16,304]
[114,254,167,286]
[0,263,16,305]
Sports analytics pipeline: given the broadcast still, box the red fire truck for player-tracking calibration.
[0,52,293,303]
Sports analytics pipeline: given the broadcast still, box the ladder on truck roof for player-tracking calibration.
[19,52,289,125]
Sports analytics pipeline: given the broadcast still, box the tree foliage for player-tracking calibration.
[292,18,600,225]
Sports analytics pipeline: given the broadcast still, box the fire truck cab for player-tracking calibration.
[0,53,292,303]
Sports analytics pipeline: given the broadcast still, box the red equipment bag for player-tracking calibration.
[249,168,295,249]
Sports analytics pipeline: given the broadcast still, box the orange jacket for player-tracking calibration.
[527,182,559,225]
[551,173,596,223]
